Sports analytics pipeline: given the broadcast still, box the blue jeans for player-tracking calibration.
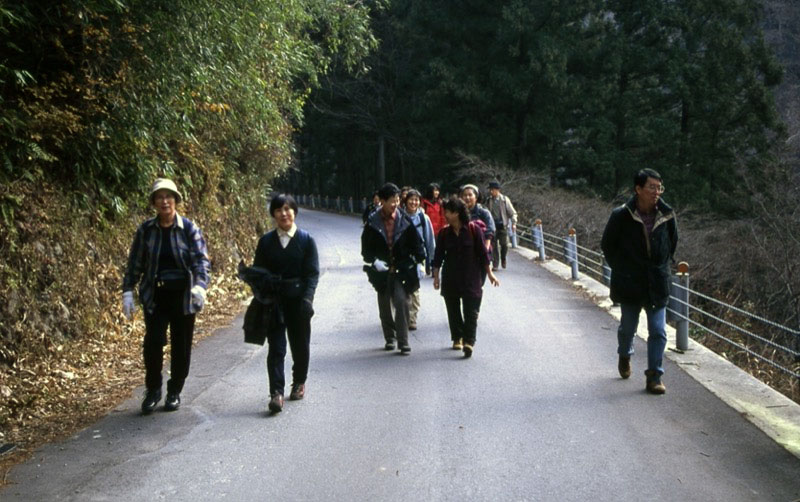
[617,304,667,376]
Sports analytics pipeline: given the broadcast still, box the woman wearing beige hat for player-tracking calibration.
[122,178,211,414]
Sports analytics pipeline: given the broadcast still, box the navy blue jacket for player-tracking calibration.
[361,209,425,294]
[601,196,678,308]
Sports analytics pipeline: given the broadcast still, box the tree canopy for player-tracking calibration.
[295,0,783,213]
[0,0,376,217]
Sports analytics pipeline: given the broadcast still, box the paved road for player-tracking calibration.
[3,209,799,501]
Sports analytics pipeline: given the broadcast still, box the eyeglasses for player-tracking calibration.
[644,184,665,194]
[154,194,175,202]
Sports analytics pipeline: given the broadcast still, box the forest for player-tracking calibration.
[294,0,791,213]
[292,0,800,401]
[0,0,799,465]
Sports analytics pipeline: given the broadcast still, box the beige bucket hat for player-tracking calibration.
[150,178,182,204]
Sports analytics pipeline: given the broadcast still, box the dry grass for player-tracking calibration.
[0,180,265,481]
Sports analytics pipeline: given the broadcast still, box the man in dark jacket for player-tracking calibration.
[601,169,678,394]
[362,183,426,354]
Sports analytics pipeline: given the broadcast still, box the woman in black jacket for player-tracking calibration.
[253,194,320,413]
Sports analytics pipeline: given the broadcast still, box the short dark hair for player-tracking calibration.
[634,169,662,188]
[377,182,400,200]
[443,195,469,225]
[404,189,421,204]
[269,193,298,217]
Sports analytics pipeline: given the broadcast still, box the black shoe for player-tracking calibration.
[141,388,161,415]
[618,356,631,379]
[164,392,181,411]
[408,323,417,331]
[289,383,305,401]
[399,344,411,354]
[269,392,284,413]
[385,340,396,350]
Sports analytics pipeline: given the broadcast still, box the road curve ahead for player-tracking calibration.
[3,209,799,501]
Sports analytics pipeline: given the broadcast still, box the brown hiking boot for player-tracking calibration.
[289,383,305,401]
[618,355,631,379]
[268,392,284,412]
[645,370,666,394]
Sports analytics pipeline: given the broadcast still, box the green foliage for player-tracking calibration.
[0,0,374,217]
[297,0,783,214]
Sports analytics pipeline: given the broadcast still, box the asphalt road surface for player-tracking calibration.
[3,209,799,501]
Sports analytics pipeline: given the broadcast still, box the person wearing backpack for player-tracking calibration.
[402,189,435,330]
[122,178,211,414]
[253,194,320,413]
[432,196,499,358]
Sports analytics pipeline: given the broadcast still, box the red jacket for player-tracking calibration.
[421,198,446,235]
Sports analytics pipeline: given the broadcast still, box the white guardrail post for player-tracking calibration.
[675,262,690,351]
[602,255,611,286]
[534,219,546,260]
[567,228,579,280]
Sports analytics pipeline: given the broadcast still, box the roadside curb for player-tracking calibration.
[514,246,800,460]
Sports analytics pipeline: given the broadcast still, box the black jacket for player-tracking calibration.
[601,196,678,308]
[239,228,319,345]
[239,264,282,346]
[361,208,425,294]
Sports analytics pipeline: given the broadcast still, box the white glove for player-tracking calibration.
[417,263,425,279]
[373,259,389,272]
[191,285,207,311]
[122,291,136,320]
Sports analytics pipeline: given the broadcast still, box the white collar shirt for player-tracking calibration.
[277,224,298,249]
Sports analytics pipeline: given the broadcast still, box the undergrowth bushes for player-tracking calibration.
[0,175,268,456]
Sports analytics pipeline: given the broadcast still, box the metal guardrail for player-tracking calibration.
[295,194,367,215]
[517,220,800,380]
[297,194,800,381]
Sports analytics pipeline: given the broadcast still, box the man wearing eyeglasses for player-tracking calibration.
[601,168,678,394]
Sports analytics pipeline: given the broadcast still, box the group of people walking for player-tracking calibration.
[121,168,677,416]
[360,181,513,357]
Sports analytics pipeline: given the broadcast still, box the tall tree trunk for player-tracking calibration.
[513,84,536,170]
[378,134,386,185]
[400,150,407,185]
[613,71,629,194]
[679,98,690,167]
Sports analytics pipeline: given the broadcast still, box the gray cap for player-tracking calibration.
[150,178,182,203]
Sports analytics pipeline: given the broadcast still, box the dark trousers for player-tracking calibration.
[267,299,311,396]
[143,289,196,394]
[492,226,509,268]
[443,295,482,344]
[377,274,410,345]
